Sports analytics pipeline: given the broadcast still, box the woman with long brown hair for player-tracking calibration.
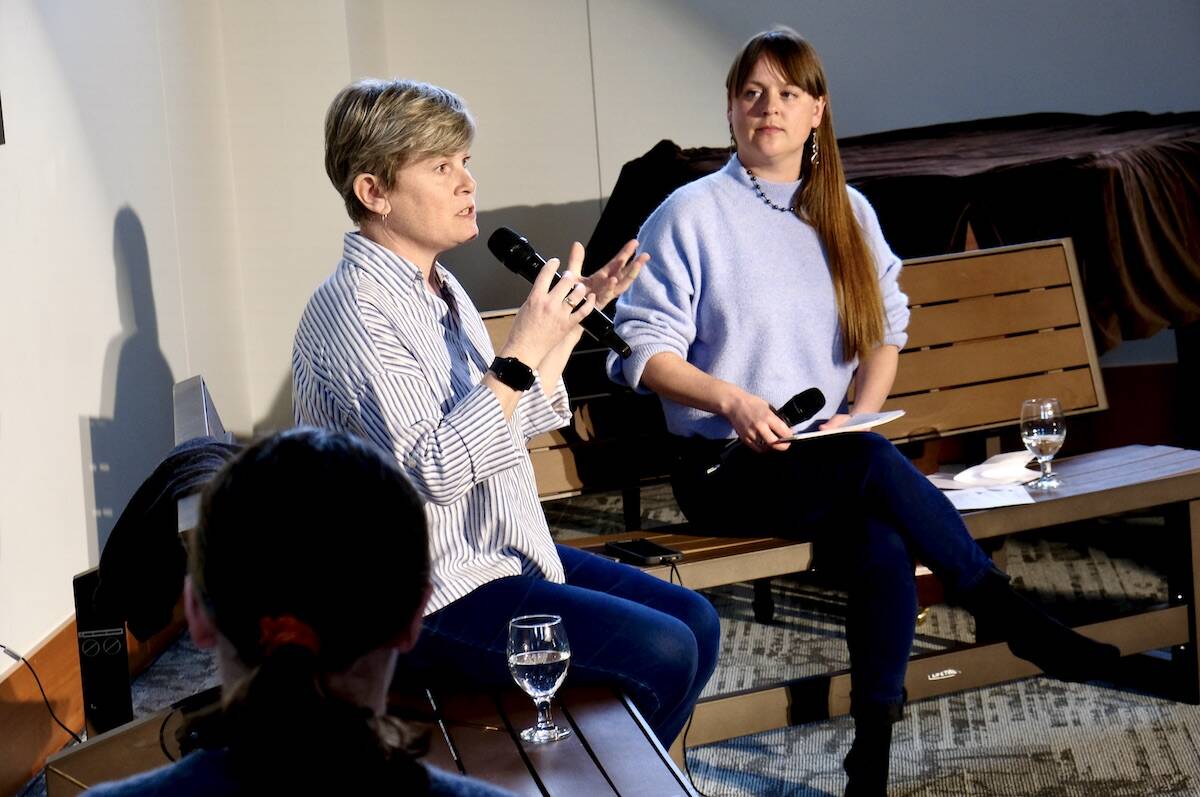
[610,27,1121,796]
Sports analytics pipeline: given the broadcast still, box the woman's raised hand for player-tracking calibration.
[576,239,648,308]
[722,385,793,453]
[501,256,596,367]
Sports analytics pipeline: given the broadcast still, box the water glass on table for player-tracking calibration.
[508,614,572,743]
[1020,397,1065,490]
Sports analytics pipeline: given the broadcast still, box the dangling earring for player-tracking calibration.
[809,131,820,167]
[729,124,737,153]
[380,212,388,224]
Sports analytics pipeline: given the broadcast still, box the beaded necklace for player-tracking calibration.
[745,167,796,213]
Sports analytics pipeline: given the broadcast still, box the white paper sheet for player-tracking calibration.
[782,410,906,442]
[944,484,1035,511]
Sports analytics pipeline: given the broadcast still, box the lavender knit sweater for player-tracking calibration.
[607,155,909,440]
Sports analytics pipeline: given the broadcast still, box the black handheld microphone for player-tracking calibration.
[707,387,827,474]
[775,387,826,428]
[487,227,632,359]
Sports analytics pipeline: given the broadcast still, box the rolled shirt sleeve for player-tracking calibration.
[515,374,571,442]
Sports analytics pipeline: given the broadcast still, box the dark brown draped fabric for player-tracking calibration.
[587,112,1200,352]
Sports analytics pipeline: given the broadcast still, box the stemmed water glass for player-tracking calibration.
[507,614,572,743]
[1020,398,1066,490]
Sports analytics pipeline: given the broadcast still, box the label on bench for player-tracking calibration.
[927,668,962,681]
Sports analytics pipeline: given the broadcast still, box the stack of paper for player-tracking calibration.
[928,451,1038,510]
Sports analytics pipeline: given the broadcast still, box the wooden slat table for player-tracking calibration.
[685,444,1200,747]
[419,685,697,796]
[46,684,697,797]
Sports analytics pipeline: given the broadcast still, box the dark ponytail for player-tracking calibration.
[184,647,430,793]
[184,428,432,793]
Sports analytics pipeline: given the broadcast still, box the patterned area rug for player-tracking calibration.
[549,485,1199,797]
[23,487,1200,797]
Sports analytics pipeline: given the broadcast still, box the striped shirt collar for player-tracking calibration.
[342,231,455,298]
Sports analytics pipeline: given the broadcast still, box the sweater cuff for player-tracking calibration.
[613,342,680,394]
[446,384,523,481]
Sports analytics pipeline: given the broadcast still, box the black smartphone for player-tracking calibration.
[603,538,684,566]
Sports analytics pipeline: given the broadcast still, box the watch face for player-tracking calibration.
[492,357,535,390]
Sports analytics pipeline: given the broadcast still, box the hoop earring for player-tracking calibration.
[809,131,820,166]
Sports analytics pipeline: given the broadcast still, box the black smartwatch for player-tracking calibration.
[489,356,535,391]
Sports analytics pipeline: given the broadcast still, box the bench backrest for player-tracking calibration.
[883,238,1105,440]
[484,238,1106,499]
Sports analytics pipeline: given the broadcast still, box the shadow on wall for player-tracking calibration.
[251,198,605,435]
[79,208,175,565]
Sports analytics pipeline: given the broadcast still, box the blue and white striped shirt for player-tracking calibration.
[292,233,569,614]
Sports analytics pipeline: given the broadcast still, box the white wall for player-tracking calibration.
[220,0,358,432]
[0,0,249,666]
[231,0,1200,431]
[589,0,1200,196]
[1,0,1197,668]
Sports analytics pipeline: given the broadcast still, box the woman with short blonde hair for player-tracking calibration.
[293,77,720,752]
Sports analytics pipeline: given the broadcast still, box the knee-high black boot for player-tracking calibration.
[843,699,903,797]
[962,568,1120,681]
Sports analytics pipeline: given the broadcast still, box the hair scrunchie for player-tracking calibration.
[259,615,321,656]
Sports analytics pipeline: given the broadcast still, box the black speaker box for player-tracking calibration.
[73,567,133,735]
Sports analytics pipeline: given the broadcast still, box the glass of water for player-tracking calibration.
[507,614,572,743]
[1020,398,1066,490]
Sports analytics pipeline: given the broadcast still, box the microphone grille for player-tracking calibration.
[486,227,526,260]
[778,387,826,427]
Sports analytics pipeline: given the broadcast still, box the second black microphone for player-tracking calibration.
[487,227,632,359]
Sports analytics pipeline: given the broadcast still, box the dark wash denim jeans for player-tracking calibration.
[402,544,721,745]
[670,431,996,711]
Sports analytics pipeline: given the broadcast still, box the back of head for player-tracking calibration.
[188,427,430,791]
[193,426,427,666]
[324,78,475,223]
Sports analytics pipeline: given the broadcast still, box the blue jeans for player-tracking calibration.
[670,432,996,712]
[402,544,721,745]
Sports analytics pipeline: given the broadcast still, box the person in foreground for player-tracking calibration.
[292,78,719,748]
[85,427,515,796]
[608,27,1122,795]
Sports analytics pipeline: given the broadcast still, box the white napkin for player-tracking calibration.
[952,451,1036,487]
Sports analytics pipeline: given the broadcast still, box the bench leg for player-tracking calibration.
[621,485,641,532]
[753,578,776,623]
[1169,499,1200,703]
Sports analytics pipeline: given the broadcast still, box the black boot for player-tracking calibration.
[843,699,903,797]
[962,568,1120,682]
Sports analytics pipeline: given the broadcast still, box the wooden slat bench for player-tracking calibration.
[485,238,1200,754]
[482,238,1108,599]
